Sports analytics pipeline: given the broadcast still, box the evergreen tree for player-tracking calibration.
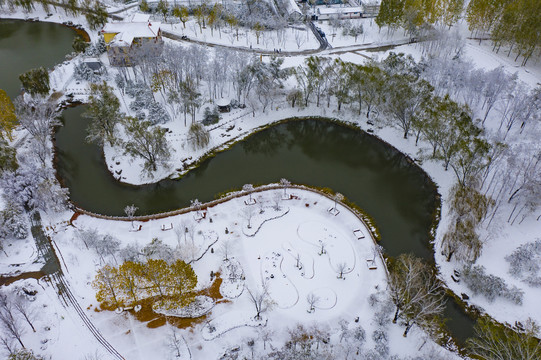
[0,138,18,173]
[376,0,404,29]
[72,35,89,53]
[139,0,149,12]
[19,68,50,97]
[83,81,122,146]
[85,1,108,31]
[122,116,171,175]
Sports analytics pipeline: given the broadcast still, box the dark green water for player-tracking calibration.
[57,107,436,259]
[0,19,75,99]
[56,107,475,343]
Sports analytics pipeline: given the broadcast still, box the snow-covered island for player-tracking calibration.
[0,0,540,359]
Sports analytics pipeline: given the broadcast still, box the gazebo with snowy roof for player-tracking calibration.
[216,98,231,113]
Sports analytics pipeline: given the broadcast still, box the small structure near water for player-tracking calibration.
[216,98,231,113]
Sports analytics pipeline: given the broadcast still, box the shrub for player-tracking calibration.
[462,265,524,304]
[505,240,541,287]
[188,123,210,150]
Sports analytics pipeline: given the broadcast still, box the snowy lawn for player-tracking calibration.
[3,187,457,359]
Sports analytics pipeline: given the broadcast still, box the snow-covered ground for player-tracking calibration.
[3,188,459,359]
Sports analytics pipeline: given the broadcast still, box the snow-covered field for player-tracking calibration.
[2,188,459,359]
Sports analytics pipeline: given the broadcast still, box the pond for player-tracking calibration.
[55,106,475,343]
[0,19,76,98]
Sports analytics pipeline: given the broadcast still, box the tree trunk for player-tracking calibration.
[392,306,400,323]
[403,322,413,337]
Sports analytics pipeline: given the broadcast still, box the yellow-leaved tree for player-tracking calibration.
[169,259,198,307]
[0,89,18,141]
[92,264,122,308]
[93,259,198,310]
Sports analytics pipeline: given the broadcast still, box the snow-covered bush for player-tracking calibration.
[505,240,541,287]
[119,243,142,262]
[141,238,174,263]
[202,106,221,126]
[147,101,170,124]
[188,123,210,150]
[372,329,389,357]
[126,80,154,112]
[0,164,68,213]
[0,202,28,240]
[73,62,100,83]
[462,265,524,304]
[85,37,106,56]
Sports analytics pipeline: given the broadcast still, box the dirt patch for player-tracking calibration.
[0,271,46,286]
[69,211,81,225]
[118,275,226,329]
[196,273,224,300]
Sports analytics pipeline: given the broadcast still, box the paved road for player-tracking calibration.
[162,20,332,57]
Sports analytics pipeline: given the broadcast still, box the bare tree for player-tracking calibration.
[168,326,189,358]
[336,262,347,279]
[257,195,265,214]
[294,29,306,49]
[333,192,344,211]
[280,178,291,198]
[191,199,203,219]
[12,296,36,332]
[124,204,138,228]
[246,282,272,320]
[243,183,255,204]
[318,240,327,256]
[242,206,256,229]
[176,218,195,245]
[272,191,282,211]
[306,292,320,312]
[388,254,446,337]
[246,337,256,360]
[0,334,15,355]
[218,239,235,261]
[295,254,302,269]
[0,294,25,348]
[258,326,274,350]
[14,97,60,147]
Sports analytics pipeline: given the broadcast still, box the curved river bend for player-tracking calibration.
[56,107,474,342]
[0,19,474,344]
